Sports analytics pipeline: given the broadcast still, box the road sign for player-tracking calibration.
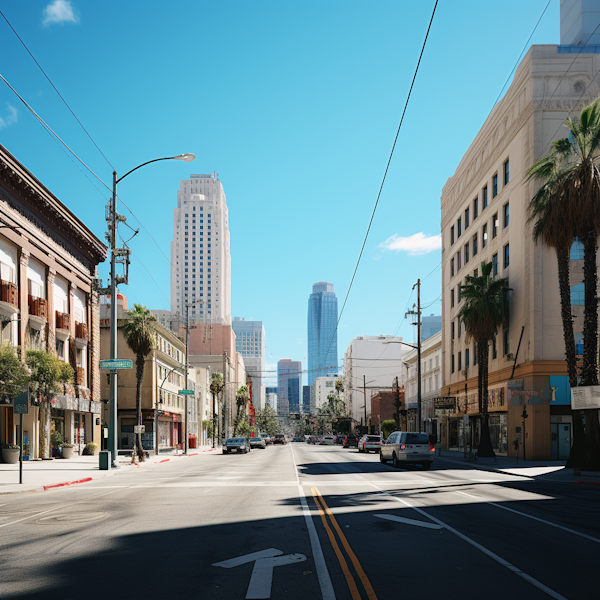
[134,425,145,434]
[14,387,29,415]
[99,359,133,370]
[178,389,194,395]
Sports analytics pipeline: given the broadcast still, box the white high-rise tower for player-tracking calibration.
[170,172,231,324]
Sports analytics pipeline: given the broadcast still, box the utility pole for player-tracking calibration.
[406,279,422,432]
[184,302,189,455]
[363,375,367,434]
[223,350,228,442]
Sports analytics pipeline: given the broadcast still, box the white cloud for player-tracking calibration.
[380,232,441,255]
[43,1,79,26]
[0,104,18,129]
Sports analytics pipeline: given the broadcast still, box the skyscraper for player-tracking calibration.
[233,317,266,409]
[170,172,231,324]
[307,282,338,387]
[277,359,301,416]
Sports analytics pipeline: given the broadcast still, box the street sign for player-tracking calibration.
[99,359,133,370]
[571,385,600,410]
[178,389,194,395]
[14,387,29,415]
[134,425,145,434]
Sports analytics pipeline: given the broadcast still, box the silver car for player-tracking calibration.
[380,431,434,469]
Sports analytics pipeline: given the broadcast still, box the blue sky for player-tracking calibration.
[0,0,559,385]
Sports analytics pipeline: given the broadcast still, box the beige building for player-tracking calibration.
[0,144,106,459]
[440,21,600,459]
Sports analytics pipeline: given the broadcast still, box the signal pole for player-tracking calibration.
[406,279,422,432]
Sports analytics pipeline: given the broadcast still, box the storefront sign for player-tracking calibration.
[571,386,600,410]
[508,389,544,405]
[52,395,78,410]
[508,379,524,390]
[14,387,29,415]
[434,397,456,410]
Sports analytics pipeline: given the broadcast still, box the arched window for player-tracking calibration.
[571,283,585,306]
[570,238,584,260]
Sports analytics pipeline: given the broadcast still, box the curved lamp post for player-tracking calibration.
[108,153,195,468]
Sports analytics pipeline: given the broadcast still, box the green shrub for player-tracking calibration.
[51,431,64,447]
[82,442,98,455]
[62,443,74,448]
[2,443,20,450]
[382,420,397,440]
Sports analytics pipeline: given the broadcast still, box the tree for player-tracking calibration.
[526,97,600,470]
[26,349,72,458]
[236,420,251,438]
[255,405,280,437]
[122,304,156,460]
[233,385,250,435]
[0,344,29,401]
[381,419,396,440]
[202,419,213,443]
[457,261,508,457]
[210,373,225,444]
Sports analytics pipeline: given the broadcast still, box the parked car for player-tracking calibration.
[343,435,358,448]
[249,437,266,449]
[307,436,317,444]
[358,435,382,453]
[380,431,434,469]
[292,436,304,442]
[272,434,287,445]
[335,435,346,445]
[223,437,251,454]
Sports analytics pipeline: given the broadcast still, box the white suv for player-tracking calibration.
[380,432,434,469]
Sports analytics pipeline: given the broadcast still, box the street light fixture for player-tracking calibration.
[107,152,194,468]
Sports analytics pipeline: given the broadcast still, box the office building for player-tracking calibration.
[265,387,278,413]
[302,385,311,414]
[170,172,231,325]
[277,359,301,416]
[422,315,442,341]
[307,282,338,387]
[310,376,337,412]
[233,317,266,409]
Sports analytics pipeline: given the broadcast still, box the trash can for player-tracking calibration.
[99,450,111,470]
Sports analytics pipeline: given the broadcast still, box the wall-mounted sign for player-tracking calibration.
[434,397,456,410]
[571,386,600,410]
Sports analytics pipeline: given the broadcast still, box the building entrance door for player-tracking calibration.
[551,423,571,460]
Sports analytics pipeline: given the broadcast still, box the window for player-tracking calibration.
[458,284,462,302]
[492,337,497,359]
[451,226,455,245]
[503,243,510,268]
[571,282,585,305]
[493,174,498,197]
[465,348,470,367]
[457,251,461,270]
[492,253,498,276]
[458,318,461,338]
[473,233,478,256]
[465,243,470,264]
[451,288,454,308]
[473,342,477,365]
[451,321,455,340]
[457,217,462,237]
[571,238,584,259]
[503,159,509,185]
[474,197,479,219]
[503,329,510,356]
[503,202,509,228]
[465,207,470,228]
[451,354,455,373]
[458,352,462,371]
[483,186,488,209]
[483,223,488,247]
[451,258,455,277]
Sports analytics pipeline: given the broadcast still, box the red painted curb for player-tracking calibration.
[575,481,600,486]
[44,477,92,491]
[189,453,198,456]
[159,459,170,463]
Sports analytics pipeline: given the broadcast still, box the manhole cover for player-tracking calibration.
[36,512,108,524]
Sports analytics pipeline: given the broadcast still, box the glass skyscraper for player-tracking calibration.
[308,282,338,387]
[277,360,301,416]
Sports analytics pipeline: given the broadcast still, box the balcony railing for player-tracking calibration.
[55,311,70,332]
[76,366,86,387]
[0,280,18,308]
[28,295,47,319]
[75,322,88,341]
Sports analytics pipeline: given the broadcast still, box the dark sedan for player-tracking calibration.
[343,435,359,448]
[249,437,266,449]
[223,437,251,454]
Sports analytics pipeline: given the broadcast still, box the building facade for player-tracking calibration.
[0,144,106,459]
[421,315,442,341]
[440,14,600,458]
[232,317,266,410]
[170,172,231,325]
[277,359,301,416]
[265,387,278,413]
[307,281,338,387]
[310,376,337,412]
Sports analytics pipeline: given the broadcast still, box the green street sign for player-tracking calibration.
[178,390,195,395]
[14,386,29,415]
[99,359,133,370]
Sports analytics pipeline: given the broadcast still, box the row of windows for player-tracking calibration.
[450,204,509,278]
[450,159,510,246]
[451,330,510,374]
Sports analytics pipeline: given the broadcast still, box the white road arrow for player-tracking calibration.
[374,513,444,529]
[213,548,307,599]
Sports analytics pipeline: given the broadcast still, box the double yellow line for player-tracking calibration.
[311,486,378,600]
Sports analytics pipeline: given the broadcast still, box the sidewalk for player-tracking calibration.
[436,448,600,484]
[0,445,219,495]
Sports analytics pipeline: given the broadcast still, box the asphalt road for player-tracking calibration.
[0,443,598,600]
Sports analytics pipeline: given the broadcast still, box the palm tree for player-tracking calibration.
[210,373,224,446]
[457,261,508,457]
[234,385,250,435]
[122,304,156,460]
[526,97,600,470]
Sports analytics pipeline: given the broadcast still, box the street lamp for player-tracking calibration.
[183,298,203,455]
[107,153,194,468]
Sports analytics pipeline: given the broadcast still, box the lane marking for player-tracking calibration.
[213,548,282,568]
[374,514,444,530]
[313,486,378,600]
[290,444,336,600]
[246,554,307,600]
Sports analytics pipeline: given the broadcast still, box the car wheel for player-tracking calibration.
[422,462,431,470]
[392,453,399,468]
[380,453,387,464]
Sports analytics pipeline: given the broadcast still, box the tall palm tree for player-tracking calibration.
[210,373,224,446]
[457,261,508,457]
[234,385,249,435]
[122,304,156,460]
[526,97,600,470]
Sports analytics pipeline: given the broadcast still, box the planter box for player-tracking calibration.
[2,448,19,464]
[62,447,74,459]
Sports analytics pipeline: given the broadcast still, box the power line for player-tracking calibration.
[323,0,439,363]
[0,10,114,171]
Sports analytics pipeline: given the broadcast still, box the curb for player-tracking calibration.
[437,455,537,479]
[44,477,92,491]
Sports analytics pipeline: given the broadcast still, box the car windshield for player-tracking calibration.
[406,433,430,444]
[367,436,381,441]
[228,438,245,443]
